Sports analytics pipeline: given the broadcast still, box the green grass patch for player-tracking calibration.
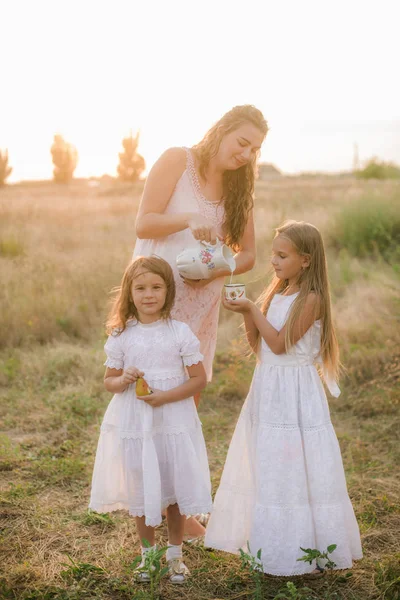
[30,455,88,487]
[330,194,400,261]
[0,433,22,471]
[374,554,400,600]
[0,236,25,258]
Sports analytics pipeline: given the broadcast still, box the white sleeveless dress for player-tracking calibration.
[133,148,226,380]
[205,293,362,576]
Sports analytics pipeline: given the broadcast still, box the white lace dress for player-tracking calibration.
[133,148,226,380]
[89,319,212,526]
[204,293,363,575]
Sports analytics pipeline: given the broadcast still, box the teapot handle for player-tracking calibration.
[200,239,222,248]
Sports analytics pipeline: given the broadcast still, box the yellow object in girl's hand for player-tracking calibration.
[136,377,153,396]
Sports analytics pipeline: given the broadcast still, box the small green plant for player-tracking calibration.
[297,544,338,571]
[61,554,106,582]
[130,539,168,600]
[273,580,313,600]
[239,543,264,600]
[82,509,115,528]
[297,544,353,597]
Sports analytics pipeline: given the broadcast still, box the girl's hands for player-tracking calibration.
[186,214,217,244]
[136,389,168,408]
[120,367,144,387]
[222,297,253,314]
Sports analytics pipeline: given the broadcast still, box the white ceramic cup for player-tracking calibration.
[224,283,246,301]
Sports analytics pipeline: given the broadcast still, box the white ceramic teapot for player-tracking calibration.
[176,240,236,280]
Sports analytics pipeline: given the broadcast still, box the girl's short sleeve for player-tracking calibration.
[104,332,124,370]
[178,323,204,367]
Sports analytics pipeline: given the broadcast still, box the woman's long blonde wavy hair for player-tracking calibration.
[106,256,176,335]
[258,221,340,381]
[192,105,268,252]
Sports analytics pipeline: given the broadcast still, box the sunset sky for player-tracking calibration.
[1,0,399,182]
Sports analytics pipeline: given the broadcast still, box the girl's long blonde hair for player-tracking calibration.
[106,256,176,334]
[192,105,268,252]
[259,220,340,381]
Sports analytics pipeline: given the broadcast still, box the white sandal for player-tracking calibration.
[194,512,210,527]
[135,558,153,583]
[167,558,190,584]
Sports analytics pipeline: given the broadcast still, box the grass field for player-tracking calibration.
[0,177,399,599]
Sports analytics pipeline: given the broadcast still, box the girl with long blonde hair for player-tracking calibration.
[205,220,362,576]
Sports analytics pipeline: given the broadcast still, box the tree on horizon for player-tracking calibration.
[51,135,78,184]
[117,131,145,183]
[0,149,12,186]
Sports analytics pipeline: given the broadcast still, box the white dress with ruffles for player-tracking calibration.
[89,319,212,526]
[205,293,362,575]
[133,148,226,381]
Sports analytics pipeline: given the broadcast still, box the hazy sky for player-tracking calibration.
[1,0,399,181]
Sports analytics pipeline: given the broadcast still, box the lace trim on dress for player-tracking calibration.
[181,352,204,367]
[89,499,213,526]
[127,503,213,526]
[184,148,225,226]
[253,501,351,510]
[242,411,332,432]
[185,147,215,204]
[104,358,123,370]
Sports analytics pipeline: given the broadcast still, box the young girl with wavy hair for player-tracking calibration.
[89,256,212,584]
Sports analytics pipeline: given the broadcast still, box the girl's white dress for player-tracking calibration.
[89,318,212,526]
[133,148,226,381]
[204,293,362,576]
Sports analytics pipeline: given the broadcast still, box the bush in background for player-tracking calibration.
[356,158,400,180]
[117,131,145,183]
[51,134,78,184]
[329,194,400,261]
[0,148,12,186]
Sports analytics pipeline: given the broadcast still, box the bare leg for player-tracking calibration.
[162,509,206,537]
[183,516,206,538]
[135,517,155,547]
[165,503,185,545]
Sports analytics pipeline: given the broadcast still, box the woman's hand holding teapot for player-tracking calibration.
[180,267,229,289]
[176,234,236,288]
[186,214,217,244]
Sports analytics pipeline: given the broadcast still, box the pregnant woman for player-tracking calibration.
[133,104,268,539]
[134,104,268,383]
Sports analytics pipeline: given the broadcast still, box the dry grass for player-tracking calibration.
[0,181,143,348]
[0,177,399,599]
